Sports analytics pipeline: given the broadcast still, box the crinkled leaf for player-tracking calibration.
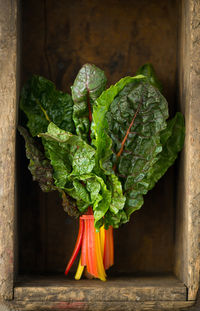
[92,75,146,174]
[100,174,126,229]
[18,125,80,217]
[60,173,111,229]
[61,190,80,218]
[104,209,128,229]
[136,63,163,92]
[39,122,96,188]
[93,76,169,224]
[39,123,111,228]
[124,112,185,217]
[108,174,126,215]
[20,75,75,136]
[70,174,111,229]
[71,64,107,142]
[18,125,55,192]
[145,112,185,190]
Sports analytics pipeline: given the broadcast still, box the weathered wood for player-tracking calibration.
[0,0,18,300]
[14,275,186,302]
[175,0,200,301]
[8,300,195,311]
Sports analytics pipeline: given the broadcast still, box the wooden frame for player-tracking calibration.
[175,0,200,302]
[0,0,200,309]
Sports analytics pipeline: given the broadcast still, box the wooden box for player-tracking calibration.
[0,0,200,310]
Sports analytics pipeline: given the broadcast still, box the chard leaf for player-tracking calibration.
[39,123,111,228]
[136,63,163,92]
[20,75,75,136]
[93,76,169,223]
[39,122,96,188]
[71,64,107,142]
[61,191,80,218]
[100,174,126,229]
[108,174,126,215]
[66,174,111,229]
[92,75,146,173]
[124,112,185,217]
[145,112,185,191]
[18,125,80,217]
[104,209,128,229]
[18,125,55,192]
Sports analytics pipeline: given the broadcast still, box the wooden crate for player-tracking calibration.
[0,0,200,310]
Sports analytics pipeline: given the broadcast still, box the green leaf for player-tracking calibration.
[60,173,111,229]
[70,174,111,229]
[20,75,75,136]
[61,190,80,218]
[92,75,146,173]
[104,209,128,229]
[39,122,96,188]
[136,63,163,92]
[124,112,185,218]
[18,125,80,217]
[18,125,56,192]
[145,112,185,191]
[100,174,127,229]
[108,174,126,215]
[93,76,169,223]
[39,123,112,228]
[71,64,107,142]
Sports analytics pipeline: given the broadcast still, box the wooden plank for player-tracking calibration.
[14,275,186,302]
[7,300,195,311]
[0,0,19,300]
[175,0,200,301]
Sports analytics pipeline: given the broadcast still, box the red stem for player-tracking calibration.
[81,222,87,266]
[65,218,84,276]
[87,94,92,123]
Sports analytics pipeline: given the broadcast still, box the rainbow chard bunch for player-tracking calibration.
[19,64,185,281]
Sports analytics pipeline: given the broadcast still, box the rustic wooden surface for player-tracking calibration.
[0,0,18,300]
[8,300,195,311]
[14,275,186,302]
[19,0,178,276]
[175,0,200,301]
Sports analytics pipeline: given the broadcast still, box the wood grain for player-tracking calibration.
[0,0,18,300]
[8,300,195,311]
[14,275,186,302]
[175,0,200,301]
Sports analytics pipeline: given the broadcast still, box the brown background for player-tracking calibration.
[18,0,179,275]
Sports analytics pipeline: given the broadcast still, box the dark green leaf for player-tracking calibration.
[71,64,107,142]
[18,125,56,192]
[20,75,75,136]
[93,76,169,223]
[61,190,80,218]
[136,64,163,92]
[145,112,185,191]
[104,209,128,229]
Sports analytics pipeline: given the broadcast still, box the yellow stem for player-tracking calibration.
[95,231,106,281]
[75,256,84,280]
[100,225,105,257]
